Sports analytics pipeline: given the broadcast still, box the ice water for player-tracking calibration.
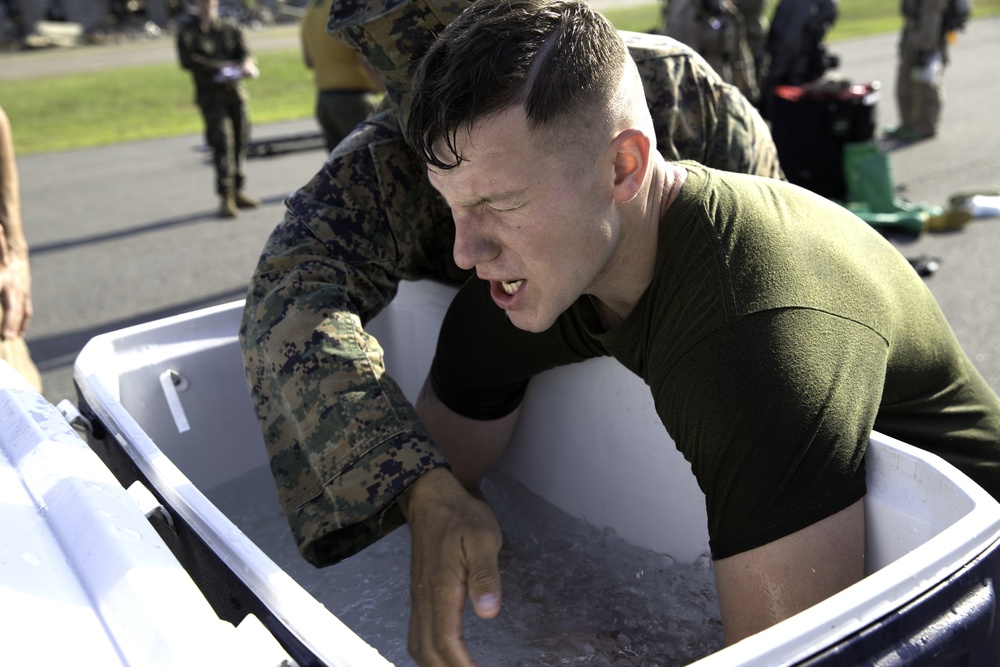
[210,466,724,666]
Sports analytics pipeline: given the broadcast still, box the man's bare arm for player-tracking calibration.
[713,498,866,644]
[415,376,520,488]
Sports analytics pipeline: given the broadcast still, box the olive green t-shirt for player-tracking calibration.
[432,162,1000,559]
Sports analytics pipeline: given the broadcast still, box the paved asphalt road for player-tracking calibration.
[10,16,1000,413]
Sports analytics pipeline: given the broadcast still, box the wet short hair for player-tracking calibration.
[405,0,628,170]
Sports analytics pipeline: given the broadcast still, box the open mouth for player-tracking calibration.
[500,279,524,295]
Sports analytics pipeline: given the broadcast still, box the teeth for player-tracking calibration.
[501,280,523,295]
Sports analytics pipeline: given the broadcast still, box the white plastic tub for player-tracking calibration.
[0,361,310,666]
[73,279,1000,666]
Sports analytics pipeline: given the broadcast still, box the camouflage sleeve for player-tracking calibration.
[239,115,458,566]
[176,23,198,72]
[627,31,783,180]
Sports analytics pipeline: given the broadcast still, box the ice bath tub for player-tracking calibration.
[72,279,1000,665]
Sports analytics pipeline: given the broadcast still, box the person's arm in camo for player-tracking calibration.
[239,112,471,564]
[239,109,508,666]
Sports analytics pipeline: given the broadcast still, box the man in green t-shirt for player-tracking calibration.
[402,0,1000,663]
[241,0,782,578]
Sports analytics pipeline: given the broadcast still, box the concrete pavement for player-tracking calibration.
[13,17,1000,410]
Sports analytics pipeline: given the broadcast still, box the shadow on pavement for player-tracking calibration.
[30,193,288,255]
[27,286,251,372]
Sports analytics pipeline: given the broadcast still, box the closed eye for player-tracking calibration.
[486,203,519,213]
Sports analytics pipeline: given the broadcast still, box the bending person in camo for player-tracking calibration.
[239,0,782,662]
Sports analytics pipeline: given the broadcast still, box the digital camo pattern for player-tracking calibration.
[240,0,783,566]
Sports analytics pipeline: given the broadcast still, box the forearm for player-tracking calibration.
[240,230,449,565]
[415,376,520,488]
[178,40,224,77]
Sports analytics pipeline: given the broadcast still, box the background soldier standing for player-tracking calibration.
[177,0,261,218]
[300,0,383,153]
[886,0,970,142]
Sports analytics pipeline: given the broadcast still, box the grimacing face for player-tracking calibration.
[426,105,625,333]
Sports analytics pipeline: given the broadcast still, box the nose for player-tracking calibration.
[452,209,499,271]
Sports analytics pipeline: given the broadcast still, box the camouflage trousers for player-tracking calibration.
[197,85,250,196]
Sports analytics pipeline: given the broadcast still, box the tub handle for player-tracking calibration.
[159,369,190,434]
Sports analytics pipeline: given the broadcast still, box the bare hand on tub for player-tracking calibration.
[398,468,503,666]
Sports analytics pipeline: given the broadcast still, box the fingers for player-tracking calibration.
[409,567,477,667]
[18,294,31,337]
[1,293,24,340]
[401,469,503,666]
[465,529,502,620]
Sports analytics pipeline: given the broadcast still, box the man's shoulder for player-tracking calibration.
[333,109,406,153]
[321,110,423,183]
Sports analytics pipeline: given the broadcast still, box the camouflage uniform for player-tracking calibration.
[239,0,783,567]
[177,11,252,197]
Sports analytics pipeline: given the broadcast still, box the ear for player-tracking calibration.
[610,129,651,203]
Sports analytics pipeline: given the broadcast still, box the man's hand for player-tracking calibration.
[398,467,503,667]
[240,57,259,79]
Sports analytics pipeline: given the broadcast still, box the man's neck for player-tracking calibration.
[588,159,684,331]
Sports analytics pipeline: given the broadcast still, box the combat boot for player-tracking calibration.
[219,193,239,218]
[234,191,260,209]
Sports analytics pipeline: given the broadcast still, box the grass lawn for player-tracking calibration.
[5,0,998,155]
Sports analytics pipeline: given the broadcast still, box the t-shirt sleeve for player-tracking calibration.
[430,277,609,420]
[655,307,884,559]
